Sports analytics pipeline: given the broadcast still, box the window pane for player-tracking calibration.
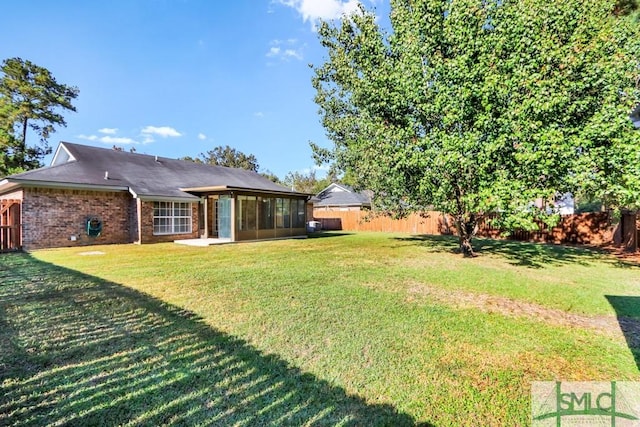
[259,198,274,229]
[246,196,256,230]
[282,198,290,228]
[174,217,190,233]
[276,198,284,228]
[237,196,245,230]
[294,199,306,228]
[153,217,171,234]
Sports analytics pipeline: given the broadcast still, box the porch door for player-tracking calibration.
[1,200,21,252]
[217,196,232,239]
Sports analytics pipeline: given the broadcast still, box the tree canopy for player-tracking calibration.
[312,0,640,256]
[182,145,260,172]
[0,57,79,176]
[282,169,333,194]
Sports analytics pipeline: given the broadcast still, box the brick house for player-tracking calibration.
[0,142,311,250]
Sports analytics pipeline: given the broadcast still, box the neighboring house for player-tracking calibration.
[0,142,311,250]
[313,183,371,212]
[532,193,575,215]
[554,193,575,215]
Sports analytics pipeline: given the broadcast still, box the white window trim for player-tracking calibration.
[153,201,193,235]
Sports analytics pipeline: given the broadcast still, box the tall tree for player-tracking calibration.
[312,0,640,256]
[184,145,259,172]
[282,169,332,194]
[0,57,79,175]
[259,169,283,184]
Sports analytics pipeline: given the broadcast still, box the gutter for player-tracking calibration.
[180,185,313,197]
[0,178,129,193]
[128,187,200,203]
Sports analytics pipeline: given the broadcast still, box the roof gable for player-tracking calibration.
[51,143,75,165]
[315,182,371,207]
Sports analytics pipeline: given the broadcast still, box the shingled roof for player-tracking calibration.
[314,183,371,208]
[0,142,307,201]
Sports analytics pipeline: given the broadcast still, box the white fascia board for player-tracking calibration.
[9,179,129,192]
[130,187,202,203]
[135,195,201,203]
[328,183,349,193]
[0,179,21,195]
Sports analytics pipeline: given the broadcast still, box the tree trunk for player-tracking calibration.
[455,214,477,257]
[18,118,28,168]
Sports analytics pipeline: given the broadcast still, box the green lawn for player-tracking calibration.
[1,232,638,426]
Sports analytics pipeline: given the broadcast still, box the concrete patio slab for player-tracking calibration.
[174,238,232,247]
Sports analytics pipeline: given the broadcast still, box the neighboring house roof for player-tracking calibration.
[314,183,371,208]
[0,142,308,201]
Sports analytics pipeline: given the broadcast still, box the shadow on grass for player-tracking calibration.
[392,234,638,269]
[307,231,354,239]
[0,253,429,427]
[606,296,640,372]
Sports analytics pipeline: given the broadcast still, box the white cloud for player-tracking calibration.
[198,133,207,140]
[254,112,265,118]
[267,47,281,57]
[78,125,182,147]
[78,133,137,145]
[276,0,361,25]
[266,39,304,61]
[141,126,182,138]
[98,127,118,135]
[283,49,303,60]
[141,135,155,144]
[100,136,136,145]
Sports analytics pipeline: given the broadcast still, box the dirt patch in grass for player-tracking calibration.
[404,282,639,345]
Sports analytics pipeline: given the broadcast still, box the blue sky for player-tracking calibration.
[1,0,389,178]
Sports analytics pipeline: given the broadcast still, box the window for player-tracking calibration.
[293,199,306,228]
[237,196,257,231]
[153,201,192,235]
[276,198,291,228]
[259,197,274,229]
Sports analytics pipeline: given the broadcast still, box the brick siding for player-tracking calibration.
[21,188,133,250]
[17,188,202,249]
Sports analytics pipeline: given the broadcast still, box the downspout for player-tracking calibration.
[230,192,236,242]
[128,188,143,244]
[202,197,208,239]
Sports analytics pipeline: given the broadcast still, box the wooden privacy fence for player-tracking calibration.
[1,200,21,252]
[313,210,614,246]
[314,211,452,235]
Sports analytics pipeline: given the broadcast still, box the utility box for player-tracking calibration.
[306,221,322,233]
